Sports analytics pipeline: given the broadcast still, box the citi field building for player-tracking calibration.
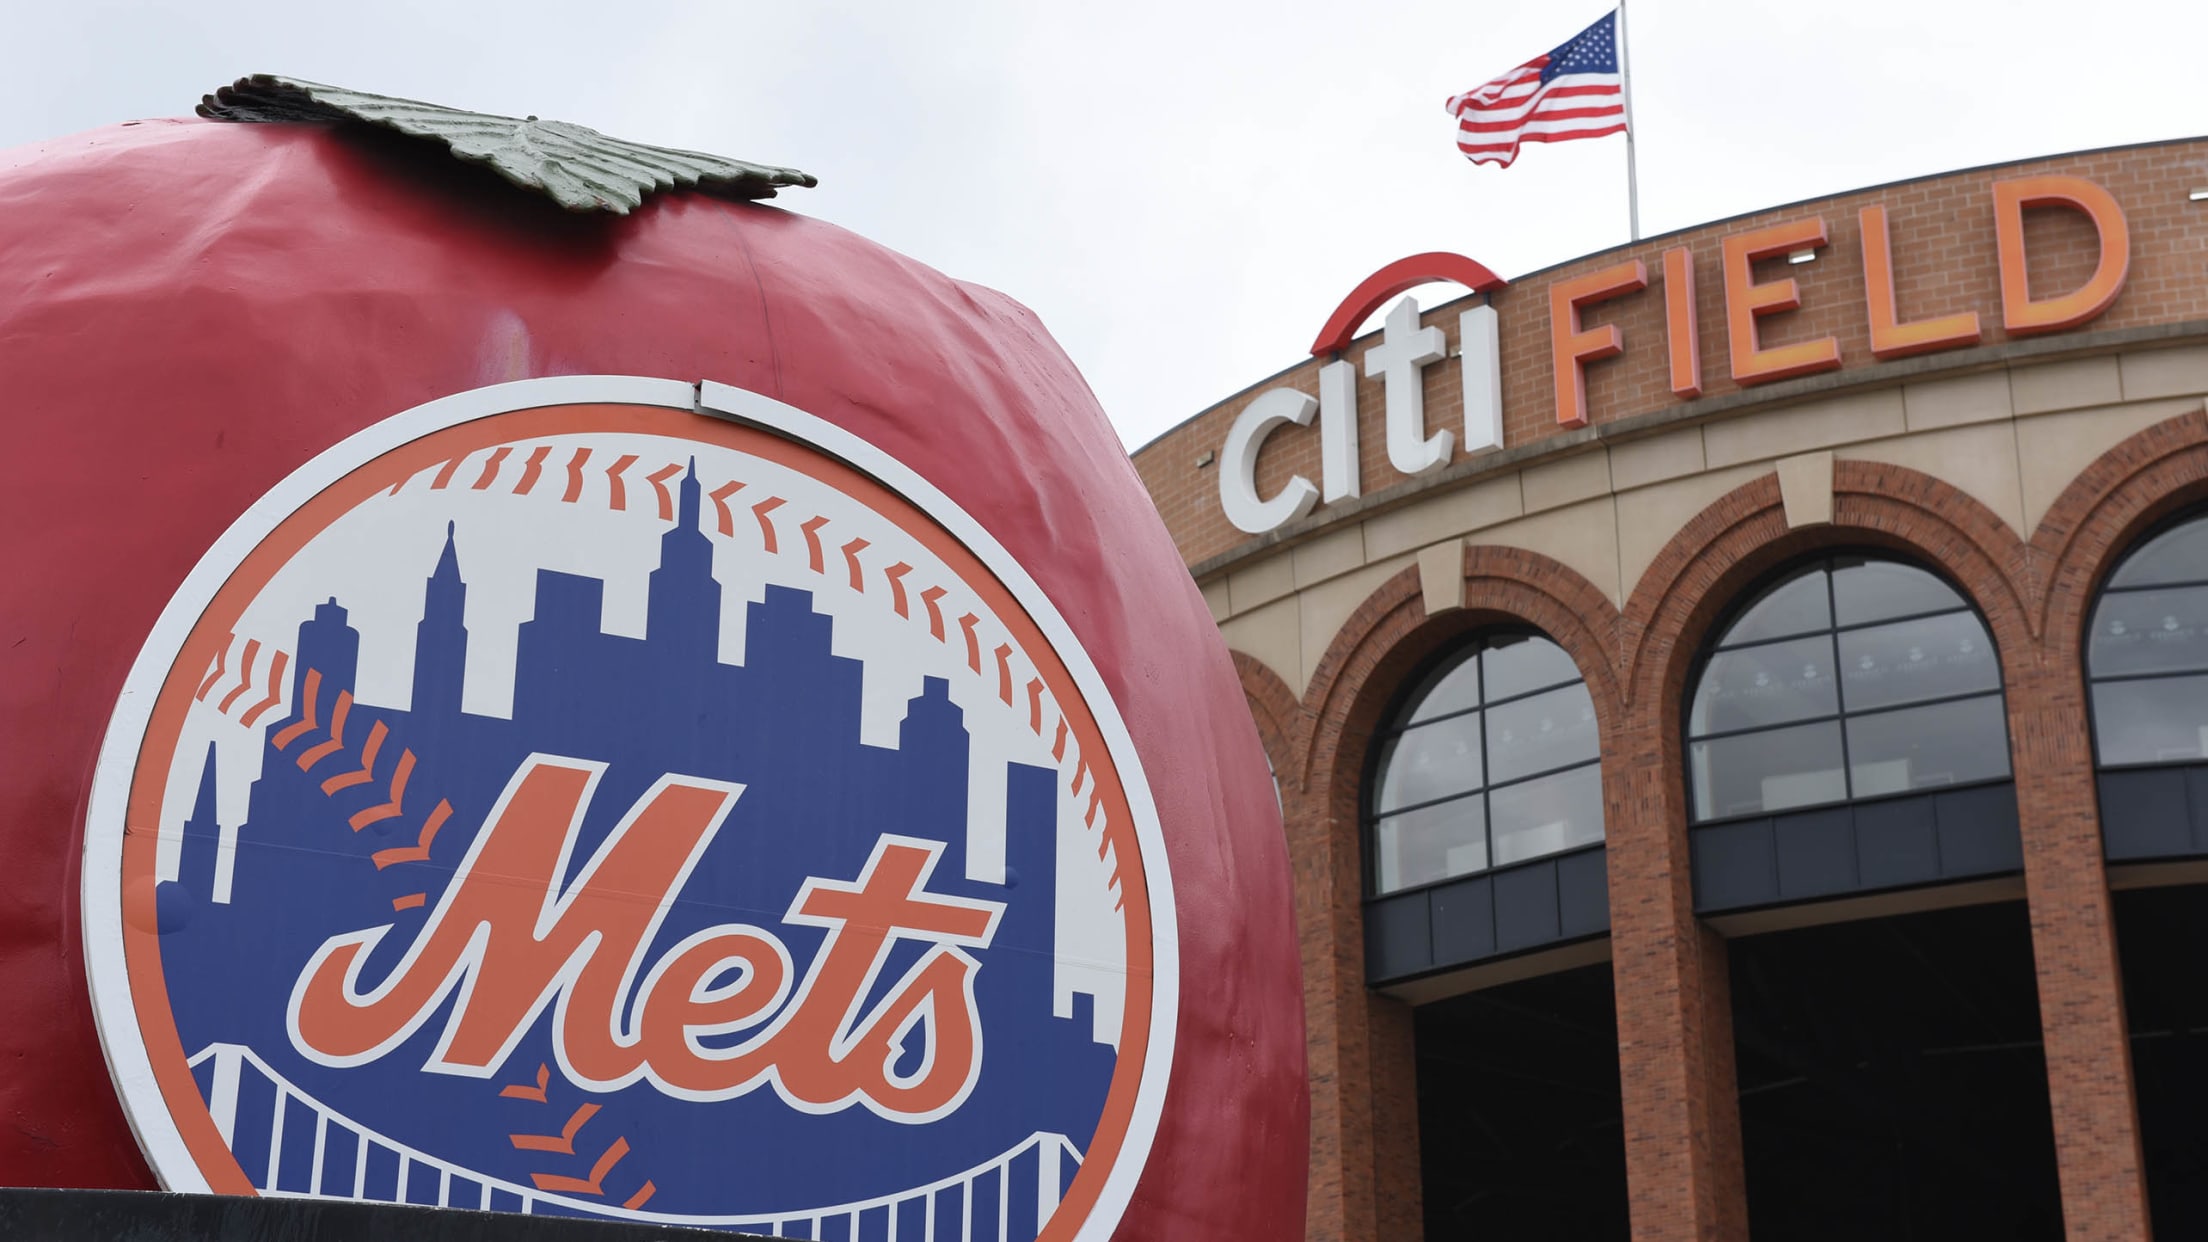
[1133,138,2208,1241]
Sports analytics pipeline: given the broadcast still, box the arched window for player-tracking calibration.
[2087,511,2208,767]
[1687,555,2009,823]
[1367,632,1602,895]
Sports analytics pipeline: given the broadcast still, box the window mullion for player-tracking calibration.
[1476,653,1494,872]
[1481,674,1597,711]
[1843,686,2008,722]
[2102,574,2208,596]
[1483,755,1603,795]
[2087,664,2208,687]
[1828,603,1973,638]
[1826,561,1857,801]
[1373,785,1488,822]
[1688,711,1848,745]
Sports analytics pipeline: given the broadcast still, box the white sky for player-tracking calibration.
[4,1,2204,451]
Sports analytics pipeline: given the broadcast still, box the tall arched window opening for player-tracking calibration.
[1367,632,1602,896]
[1687,554,2009,824]
[1364,635,1626,1236]
[2086,510,2208,769]
[2087,511,2208,1238]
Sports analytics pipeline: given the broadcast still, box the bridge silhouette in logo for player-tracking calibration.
[190,1042,1082,1237]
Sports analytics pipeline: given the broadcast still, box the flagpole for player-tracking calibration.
[1617,0,1642,241]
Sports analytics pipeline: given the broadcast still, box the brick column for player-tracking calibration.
[2007,411,2208,1240]
[1298,770,1426,1242]
[2009,661,2153,1241]
[1295,767,1370,1242]
[1605,720,1750,1242]
[1292,553,1663,1241]
[1368,993,1423,1239]
[1287,572,1457,1242]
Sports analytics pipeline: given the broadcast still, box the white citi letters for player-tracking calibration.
[1219,294,1504,535]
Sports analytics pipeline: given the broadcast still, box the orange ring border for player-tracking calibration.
[115,402,1156,1234]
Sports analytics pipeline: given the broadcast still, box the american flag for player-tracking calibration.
[1447,11,1626,168]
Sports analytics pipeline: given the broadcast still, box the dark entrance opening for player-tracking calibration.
[1729,900,2063,1240]
[2115,881,2208,1236]
[1414,961,1629,1240]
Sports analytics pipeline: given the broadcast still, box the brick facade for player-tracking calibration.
[1234,428,2208,1238]
[1137,141,2208,1241]
[1244,419,2208,1237]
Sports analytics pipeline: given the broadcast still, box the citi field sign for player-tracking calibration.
[1221,173,2132,533]
[83,377,1176,1239]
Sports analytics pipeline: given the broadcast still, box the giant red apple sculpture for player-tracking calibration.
[0,80,1303,1240]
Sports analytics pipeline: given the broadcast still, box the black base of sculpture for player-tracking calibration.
[0,1188,787,1241]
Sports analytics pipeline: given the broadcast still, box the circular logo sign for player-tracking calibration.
[84,378,1175,1239]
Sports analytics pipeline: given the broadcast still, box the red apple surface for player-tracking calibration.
[0,117,1303,1239]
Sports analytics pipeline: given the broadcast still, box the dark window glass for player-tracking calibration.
[1691,719,1848,819]
[1374,796,1487,892]
[1374,715,1483,813]
[1487,685,1599,784]
[2092,674,2208,766]
[1690,635,1838,735]
[2087,585,2208,679]
[2090,513,2208,769]
[1490,765,1606,866]
[1832,557,1965,626]
[1405,651,1481,724]
[1687,555,2008,823]
[1837,611,2000,712]
[1723,567,1833,645]
[1368,633,1602,895]
[1845,695,2012,795]
[2108,517,2208,588]
[1482,633,1583,701]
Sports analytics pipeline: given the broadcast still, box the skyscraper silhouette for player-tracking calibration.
[646,460,722,668]
[411,521,468,718]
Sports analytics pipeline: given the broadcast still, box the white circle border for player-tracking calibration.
[79,374,1181,1239]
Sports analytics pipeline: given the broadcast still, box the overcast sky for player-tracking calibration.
[5,1,2204,451]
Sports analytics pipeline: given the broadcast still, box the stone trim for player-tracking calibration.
[1186,322,2208,584]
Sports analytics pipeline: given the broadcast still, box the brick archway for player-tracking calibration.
[2017,406,2208,1241]
[1233,649,1308,794]
[1621,463,2035,719]
[1262,548,1625,1237]
[1302,546,1627,803]
[1599,461,2046,1242]
[1282,547,1626,1242]
[1300,550,1630,927]
[2032,405,2208,654]
[1616,456,2156,1242]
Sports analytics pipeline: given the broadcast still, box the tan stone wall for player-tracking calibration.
[1210,343,2208,703]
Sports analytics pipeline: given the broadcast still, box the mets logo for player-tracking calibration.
[83,377,1177,1239]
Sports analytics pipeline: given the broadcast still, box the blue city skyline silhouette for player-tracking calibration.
[157,464,1116,1234]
